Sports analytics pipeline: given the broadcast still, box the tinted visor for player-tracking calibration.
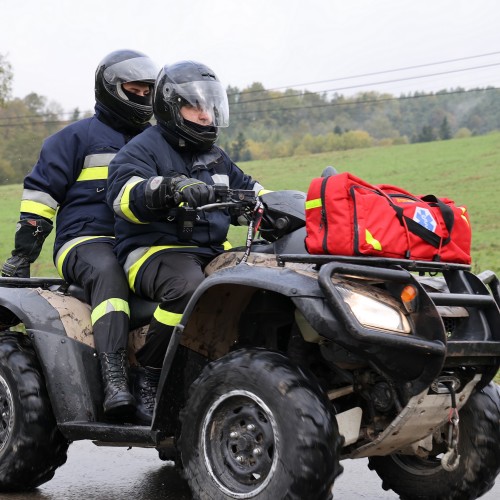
[104,56,158,85]
[173,80,229,127]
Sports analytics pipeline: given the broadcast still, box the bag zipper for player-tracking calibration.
[320,176,329,253]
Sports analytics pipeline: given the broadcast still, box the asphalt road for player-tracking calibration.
[1,440,499,499]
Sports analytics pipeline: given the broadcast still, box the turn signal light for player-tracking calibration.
[401,285,418,313]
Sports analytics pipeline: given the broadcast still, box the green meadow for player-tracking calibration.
[0,131,499,277]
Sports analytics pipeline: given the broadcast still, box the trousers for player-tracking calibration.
[134,251,212,368]
[64,241,130,353]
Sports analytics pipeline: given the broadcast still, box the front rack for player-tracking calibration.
[276,254,471,273]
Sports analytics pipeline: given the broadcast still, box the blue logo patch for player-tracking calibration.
[413,207,437,232]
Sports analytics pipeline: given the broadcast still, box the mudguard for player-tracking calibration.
[158,253,447,405]
[0,286,104,423]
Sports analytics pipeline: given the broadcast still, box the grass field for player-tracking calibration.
[0,131,499,277]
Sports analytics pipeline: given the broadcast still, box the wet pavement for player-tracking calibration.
[1,440,499,499]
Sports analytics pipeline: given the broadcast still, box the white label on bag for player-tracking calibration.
[414,207,437,232]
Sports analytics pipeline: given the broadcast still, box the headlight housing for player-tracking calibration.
[337,284,411,334]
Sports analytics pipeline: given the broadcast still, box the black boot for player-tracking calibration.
[99,349,135,417]
[130,365,161,425]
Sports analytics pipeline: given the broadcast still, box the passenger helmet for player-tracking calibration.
[95,49,158,126]
[153,61,229,151]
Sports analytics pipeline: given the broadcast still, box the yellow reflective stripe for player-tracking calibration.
[77,166,108,181]
[460,207,470,227]
[305,198,322,210]
[127,245,197,291]
[257,189,273,195]
[20,200,57,219]
[222,240,232,250]
[365,229,382,251]
[153,305,182,327]
[55,236,110,277]
[180,181,203,190]
[91,298,130,325]
[120,180,144,224]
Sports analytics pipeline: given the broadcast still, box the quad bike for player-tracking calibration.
[0,174,500,500]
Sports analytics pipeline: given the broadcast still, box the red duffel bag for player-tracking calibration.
[304,172,471,264]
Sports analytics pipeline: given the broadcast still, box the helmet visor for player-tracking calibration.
[104,56,158,85]
[173,81,229,127]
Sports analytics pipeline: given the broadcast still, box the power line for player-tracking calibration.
[227,50,500,96]
[229,63,500,105]
[229,87,500,117]
[1,53,499,124]
[1,87,498,127]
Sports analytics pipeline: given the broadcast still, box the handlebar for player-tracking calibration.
[196,184,258,212]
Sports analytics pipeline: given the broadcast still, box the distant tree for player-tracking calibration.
[439,117,452,140]
[23,93,47,114]
[229,132,247,161]
[454,127,472,139]
[0,53,13,105]
[71,108,81,122]
[334,125,342,135]
[417,125,437,143]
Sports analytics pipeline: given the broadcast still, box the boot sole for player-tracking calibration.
[104,396,136,417]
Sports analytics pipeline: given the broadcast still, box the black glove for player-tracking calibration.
[145,175,215,210]
[1,255,30,278]
[172,177,215,208]
[1,218,53,278]
[145,176,174,210]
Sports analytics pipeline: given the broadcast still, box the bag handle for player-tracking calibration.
[388,194,455,248]
[420,195,455,245]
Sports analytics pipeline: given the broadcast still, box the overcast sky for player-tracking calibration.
[1,0,499,115]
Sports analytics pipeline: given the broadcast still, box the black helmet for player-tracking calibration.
[153,61,229,151]
[95,49,158,126]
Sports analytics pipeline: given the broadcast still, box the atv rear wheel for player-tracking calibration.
[177,348,343,500]
[368,382,500,500]
[0,332,69,491]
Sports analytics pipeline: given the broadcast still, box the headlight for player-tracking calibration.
[337,285,411,334]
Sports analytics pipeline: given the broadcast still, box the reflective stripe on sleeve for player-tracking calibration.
[20,189,58,219]
[253,182,270,195]
[112,176,145,224]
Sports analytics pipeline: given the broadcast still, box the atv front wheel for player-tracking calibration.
[177,348,343,500]
[368,382,500,500]
[0,332,69,491]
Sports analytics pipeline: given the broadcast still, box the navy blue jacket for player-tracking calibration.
[106,125,263,273]
[21,105,146,271]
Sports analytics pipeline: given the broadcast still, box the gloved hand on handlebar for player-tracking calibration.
[172,176,215,208]
[145,175,215,210]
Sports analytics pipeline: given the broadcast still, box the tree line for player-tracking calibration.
[1,53,499,184]
[219,84,500,161]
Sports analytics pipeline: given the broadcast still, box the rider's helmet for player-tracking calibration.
[153,60,229,151]
[95,49,158,126]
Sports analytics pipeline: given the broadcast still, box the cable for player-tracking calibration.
[227,50,500,96]
[229,62,500,105]
[1,87,498,127]
[229,87,500,117]
[1,52,499,123]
